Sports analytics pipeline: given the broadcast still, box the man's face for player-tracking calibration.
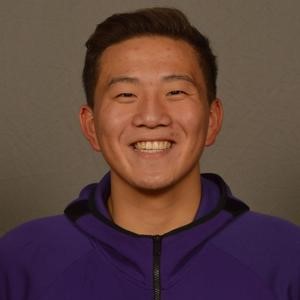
[80,36,222,191]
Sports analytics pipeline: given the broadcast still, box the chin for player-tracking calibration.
[129,174,178,193]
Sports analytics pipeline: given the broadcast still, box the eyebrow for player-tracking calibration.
[107,74,196,87]
[108,76,139,87]
[161,74,196,85]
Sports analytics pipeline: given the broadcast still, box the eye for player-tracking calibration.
[167,90,187,96]
[114,92,137,102]
[116,92,135,98]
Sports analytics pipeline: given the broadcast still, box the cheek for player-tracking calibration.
[94,105,131,145]
[177,106,209,137]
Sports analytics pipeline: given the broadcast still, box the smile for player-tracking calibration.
[133,141,173,152]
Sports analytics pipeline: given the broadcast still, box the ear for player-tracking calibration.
[205,99,223,146]
[79,105,101,152]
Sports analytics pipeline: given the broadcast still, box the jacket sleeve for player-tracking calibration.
[0,222,45,300]
[0,241,27,300]
[288,266,300,300]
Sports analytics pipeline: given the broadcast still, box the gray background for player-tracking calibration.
[1,0,299,235]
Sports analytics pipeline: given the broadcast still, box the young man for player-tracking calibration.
[0,7,299,300]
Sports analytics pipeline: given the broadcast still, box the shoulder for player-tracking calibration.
[0,214,92,253]
[0,215,93,299]
[214,210,300,255]
[211,211,300,299]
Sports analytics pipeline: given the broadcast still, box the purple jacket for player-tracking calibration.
[1,173,299,300]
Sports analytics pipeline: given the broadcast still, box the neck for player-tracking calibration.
[108,168,201,235]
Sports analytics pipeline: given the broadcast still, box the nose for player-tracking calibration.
[132,94,172,128]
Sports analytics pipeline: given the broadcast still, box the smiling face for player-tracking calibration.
[80,36,223,192]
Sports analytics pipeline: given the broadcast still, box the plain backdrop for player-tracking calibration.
[0,0,299,235]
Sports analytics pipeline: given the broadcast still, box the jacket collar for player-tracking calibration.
[64,173,249,288]
[93,172,221,223]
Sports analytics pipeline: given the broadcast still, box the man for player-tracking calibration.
[0,7,299,300]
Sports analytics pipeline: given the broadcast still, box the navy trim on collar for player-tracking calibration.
[64,173,250,238]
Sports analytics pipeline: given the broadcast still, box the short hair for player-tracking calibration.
[83,7,217,108]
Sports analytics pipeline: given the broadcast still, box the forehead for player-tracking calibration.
[97,36,205,85]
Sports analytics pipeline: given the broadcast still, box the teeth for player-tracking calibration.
[134,141,172,152]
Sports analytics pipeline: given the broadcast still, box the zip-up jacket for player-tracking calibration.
[0,173,299,300]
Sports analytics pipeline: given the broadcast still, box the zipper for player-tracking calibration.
[153,235,162,300]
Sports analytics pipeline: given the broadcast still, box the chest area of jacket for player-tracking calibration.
[39,243,275,300]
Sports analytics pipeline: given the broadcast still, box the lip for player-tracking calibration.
[129,140,175,150]
[131,145,175,159]
[128,141,175,160]
[132,142,174,149]
[129,138,176,146]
